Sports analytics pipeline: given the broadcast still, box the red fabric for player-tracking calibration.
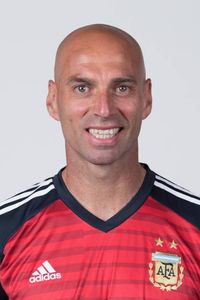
[1,197,199,299]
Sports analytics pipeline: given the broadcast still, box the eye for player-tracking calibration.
[116,85,129,93]
[75,85,89,93]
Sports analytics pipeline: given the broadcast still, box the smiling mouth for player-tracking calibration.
[87,128,122,139]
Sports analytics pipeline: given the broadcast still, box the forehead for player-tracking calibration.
[56,31,144,81]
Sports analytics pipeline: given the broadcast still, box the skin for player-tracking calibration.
[47,24,152,220]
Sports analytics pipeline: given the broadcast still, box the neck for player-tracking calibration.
[62,153,146,221]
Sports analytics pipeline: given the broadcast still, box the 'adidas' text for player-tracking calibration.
[29,272,61,283]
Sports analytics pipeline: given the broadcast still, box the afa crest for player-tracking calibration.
[149,238,184,291]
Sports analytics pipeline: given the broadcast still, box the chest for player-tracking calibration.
[1,203,200,300]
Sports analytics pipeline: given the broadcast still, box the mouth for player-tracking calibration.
[87,127,122,139]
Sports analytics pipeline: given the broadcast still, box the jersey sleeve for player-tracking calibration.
[0,284,8,299]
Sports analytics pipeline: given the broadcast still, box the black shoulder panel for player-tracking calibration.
[0,179,58,258]
[151,174,200,230]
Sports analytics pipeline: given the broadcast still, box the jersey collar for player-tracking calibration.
[53,164,155,232]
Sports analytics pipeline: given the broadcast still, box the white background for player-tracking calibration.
[1,0,200,199]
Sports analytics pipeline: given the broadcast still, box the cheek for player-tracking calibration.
[58,104,85,138]
[57,90,90,119]
[118,101,143,122]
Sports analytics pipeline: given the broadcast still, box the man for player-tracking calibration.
[0,24,199,299]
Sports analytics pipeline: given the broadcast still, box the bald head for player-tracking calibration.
[54,24,146,83]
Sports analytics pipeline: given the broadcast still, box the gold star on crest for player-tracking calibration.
[170,240,178,249]
[155,237,164,247]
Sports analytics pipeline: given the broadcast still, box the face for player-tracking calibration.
[47,33,152,166]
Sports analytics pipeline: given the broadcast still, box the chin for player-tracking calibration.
[85,153,122,166]
[90,159,117,166]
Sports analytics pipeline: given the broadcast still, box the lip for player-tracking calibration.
[86,125,123,130]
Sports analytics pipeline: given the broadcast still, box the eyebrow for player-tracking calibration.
[66,76,95,85]
[111,77,137,84]
[65,76,137,85]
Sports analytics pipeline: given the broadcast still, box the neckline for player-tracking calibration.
[53,164,155,232]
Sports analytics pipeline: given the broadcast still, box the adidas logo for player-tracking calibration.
[29,260,61,283]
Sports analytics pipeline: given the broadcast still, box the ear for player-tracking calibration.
[142,78,152,120]
[46,80,60,121]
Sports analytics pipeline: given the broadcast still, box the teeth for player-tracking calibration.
[88,128,120,139]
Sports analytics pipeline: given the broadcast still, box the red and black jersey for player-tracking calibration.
[0,165,200,299]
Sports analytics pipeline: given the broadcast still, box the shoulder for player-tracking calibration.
[151,171,200,230]
[0,176,57,257]
[0,177,55,216]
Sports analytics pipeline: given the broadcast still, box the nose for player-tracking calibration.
[92,91,115,118]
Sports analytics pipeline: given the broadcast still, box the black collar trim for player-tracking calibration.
[53,165,155,232]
